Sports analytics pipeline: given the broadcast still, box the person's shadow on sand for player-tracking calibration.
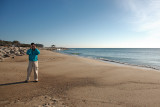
[0,81,35,86]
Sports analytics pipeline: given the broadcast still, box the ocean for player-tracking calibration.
[57,48,160,70]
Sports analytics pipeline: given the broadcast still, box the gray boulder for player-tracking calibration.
[10,50,15,54]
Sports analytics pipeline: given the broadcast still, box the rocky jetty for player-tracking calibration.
[0,46,29,61]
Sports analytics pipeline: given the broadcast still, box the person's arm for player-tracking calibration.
[35,48,40,55]
[26,49,32,55]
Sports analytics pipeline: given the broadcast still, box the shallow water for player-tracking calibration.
[58,48,160,70]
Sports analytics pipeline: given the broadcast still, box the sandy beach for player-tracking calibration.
[1,50,160,107]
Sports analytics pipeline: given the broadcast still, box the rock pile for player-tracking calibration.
[0,46,29,61]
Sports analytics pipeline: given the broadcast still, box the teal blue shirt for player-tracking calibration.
[26,48,40,61]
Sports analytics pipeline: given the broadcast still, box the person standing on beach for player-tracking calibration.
[25,43,40,83]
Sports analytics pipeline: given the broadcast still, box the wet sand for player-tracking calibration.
[1,50,160,107]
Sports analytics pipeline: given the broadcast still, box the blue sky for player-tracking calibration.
[0,0,160,48]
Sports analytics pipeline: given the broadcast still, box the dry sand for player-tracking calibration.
[1,50,160,107]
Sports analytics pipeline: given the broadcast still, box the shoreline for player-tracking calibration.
[56,51,160,72]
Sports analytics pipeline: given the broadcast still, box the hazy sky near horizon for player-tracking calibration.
[1,0,160,48]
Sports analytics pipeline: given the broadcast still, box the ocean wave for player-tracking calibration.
[98,57,160,70]
[69,52,81,55]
